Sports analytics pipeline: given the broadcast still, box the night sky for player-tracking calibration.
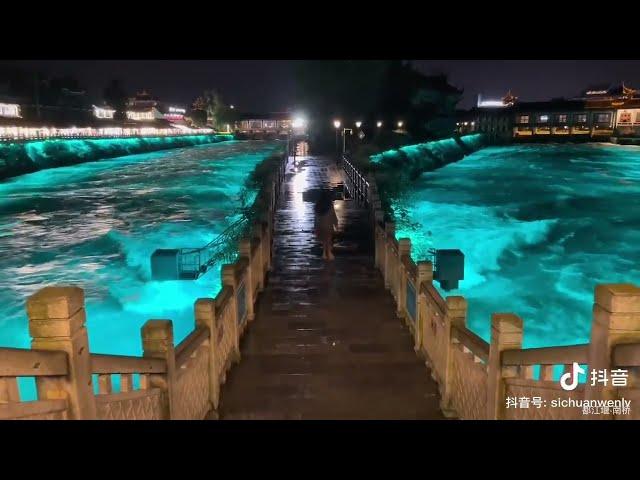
[2,60,639,112]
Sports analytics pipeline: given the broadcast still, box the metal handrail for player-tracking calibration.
[177,217,248,278]
[174,149,287,279]
[342,155,370,204]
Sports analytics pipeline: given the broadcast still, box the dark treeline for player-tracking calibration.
[293,60,464,153]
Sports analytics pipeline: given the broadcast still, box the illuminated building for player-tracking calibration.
[457,83,640,143]
[163,106,187,124]
[126,89,164,122]
[233,112,298,138]
[0,102,21,118]
[93,105,115,119]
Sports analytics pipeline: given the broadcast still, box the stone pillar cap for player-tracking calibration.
[595,284,640,313]
[27,286,84,320]
[142,320,174,341]
[491,313,523,333]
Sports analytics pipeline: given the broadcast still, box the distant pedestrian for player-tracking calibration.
[314,190,338,260]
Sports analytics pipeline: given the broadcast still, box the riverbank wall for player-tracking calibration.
[368,133,487,216]
[0,134,234,181]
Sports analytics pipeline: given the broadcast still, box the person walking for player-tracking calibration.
[314,190,338,260]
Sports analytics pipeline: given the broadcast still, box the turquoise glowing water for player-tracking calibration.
[391,143,640,348]
[371,134,485,166]
[0,140,279,397]
[0,134,234,180]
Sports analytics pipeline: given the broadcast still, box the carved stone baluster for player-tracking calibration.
[0,377,20,403]
[120,373,133,392]
[98,374,112,394]
[539,365,554,382]
[487,313,523,420]
[142,320,175,420]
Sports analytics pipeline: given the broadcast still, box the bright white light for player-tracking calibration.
[292,117,306,129]
[355,121,362,128]
[397,121,403,128]
[376,121,382,128]
[230,105,235,109]
[478,100,507,108]
[333,120,341,129]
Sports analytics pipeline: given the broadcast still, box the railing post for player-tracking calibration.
[222,264,242,363]
[195,299,220,418]
[141,320,176,420]
[397,238,411,319]
[238,239,255,322]
[586,284,640,416]
[27,286,96,420]
[252,223,264,292]
[415,261,434,353]
[439,296,467,417]
[486,313,523,420]
[383,222,395,289]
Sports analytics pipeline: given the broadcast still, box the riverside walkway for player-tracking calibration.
[218,156,445,419]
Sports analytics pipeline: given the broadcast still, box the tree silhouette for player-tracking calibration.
[103,79,129,122]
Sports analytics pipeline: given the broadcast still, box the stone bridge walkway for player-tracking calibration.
[218,156,445,419]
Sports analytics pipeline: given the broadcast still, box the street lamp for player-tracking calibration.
[397,121,404,128]
[230,105,235,109]
[376,121,383,128]
[355,121,362,129]
[333,120,341,157]
[333,120,341,129]
[342,128,353,155]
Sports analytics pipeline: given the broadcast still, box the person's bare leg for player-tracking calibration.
[327,234,335,260]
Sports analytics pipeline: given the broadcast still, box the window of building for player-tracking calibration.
[574,114,587,123]
[538,115,549,123]
[518,115,529,124]
[595,113,611,123]
[557,114,567,123]
[619,112,632,124]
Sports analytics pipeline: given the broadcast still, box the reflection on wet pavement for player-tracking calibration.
[218,156,445,419]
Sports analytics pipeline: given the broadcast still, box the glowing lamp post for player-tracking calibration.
[397,121,404,129]
[355,121,362,129]
[333,120,341,156]
[376,121,382,128]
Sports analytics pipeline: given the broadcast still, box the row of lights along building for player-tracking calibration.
[0,89,190,127]
[1,87,310,140]
[0,89,214,141]
[456,83,640,144]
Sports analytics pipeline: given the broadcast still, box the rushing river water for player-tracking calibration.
[0,140,279,373]
[392,143,640,348]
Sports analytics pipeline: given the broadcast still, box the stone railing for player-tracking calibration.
[0,152,287,420]
[363,162,640,420]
